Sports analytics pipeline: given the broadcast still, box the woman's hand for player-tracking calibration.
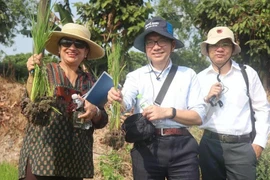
[78,99,99,122]
[26,53,42,72]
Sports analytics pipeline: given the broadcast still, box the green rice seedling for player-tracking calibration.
[30,1,54,102]
[107,40,126,131]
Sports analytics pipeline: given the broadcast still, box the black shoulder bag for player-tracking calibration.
[239,64,256,142]
[122,65,178,143]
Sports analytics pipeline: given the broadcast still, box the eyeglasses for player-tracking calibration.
[209,42,232,49]
[59,38,88,49]
[145,39,171,48]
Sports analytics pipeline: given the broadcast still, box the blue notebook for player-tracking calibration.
[83,71,114,107]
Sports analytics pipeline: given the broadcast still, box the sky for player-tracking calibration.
[0,0,87,56]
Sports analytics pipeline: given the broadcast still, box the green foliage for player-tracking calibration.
[0,53,58,83]
[54,2,74,25]
[99,150,125,180]
[0,0,34,46]
[155,0,209,73]
[156,0,270,88]
[171,51,210,73]
[0,162,18,180]
[74,0,154,75]
[125,51,148,74]
[195,0,270,88]
[257,146,270,180]
[75,0,153,51]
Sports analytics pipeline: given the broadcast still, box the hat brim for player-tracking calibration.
[134,29,184,52]
[45,31,105,60]
[200,37,241,56]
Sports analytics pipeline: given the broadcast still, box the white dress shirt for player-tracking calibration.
[121,61,206,128]
[198,60,270,148]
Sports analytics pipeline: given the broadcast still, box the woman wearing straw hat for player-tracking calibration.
[19,23,108,180]
[198,26,270,180]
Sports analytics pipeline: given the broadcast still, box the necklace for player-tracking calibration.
[152,68,165,80]
[149,61,168,80]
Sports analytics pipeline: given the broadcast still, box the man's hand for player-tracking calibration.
[142,105,172,121]
[252,144,263,160]
[205,82,223,103]
[107,87,123,103]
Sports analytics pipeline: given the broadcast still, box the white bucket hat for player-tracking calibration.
[45,23,105,60]
[200,26,241,56]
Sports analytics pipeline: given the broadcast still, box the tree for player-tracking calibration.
[155,0,209,73]
[155,0,270,87]
[74,0,154,76]
[0,0,35,46]
[0,53,58,82]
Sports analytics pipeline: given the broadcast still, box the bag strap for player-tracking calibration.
[154,64,178,106]
[239,63,256,141]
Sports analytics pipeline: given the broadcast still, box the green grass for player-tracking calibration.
[0,162,18,180]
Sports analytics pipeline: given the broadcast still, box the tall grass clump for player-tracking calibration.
[30,1,54,102]
[0,162,18,180]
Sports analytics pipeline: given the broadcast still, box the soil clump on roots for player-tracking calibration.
[104,130,125,150]
[20,96,59,126]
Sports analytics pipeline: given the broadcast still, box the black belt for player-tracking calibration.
[203,130,251,143]
[155,128,190,136]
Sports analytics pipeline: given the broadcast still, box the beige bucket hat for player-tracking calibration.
[200,26,241,56]
[45,23,105,60]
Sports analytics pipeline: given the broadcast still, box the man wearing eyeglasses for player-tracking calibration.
[108,17,206,179]
[197,26,270,180]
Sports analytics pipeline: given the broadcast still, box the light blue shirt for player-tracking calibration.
[198,60,270,148]
[122,61,206,128]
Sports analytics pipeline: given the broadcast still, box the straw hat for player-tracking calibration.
[200,26,241,56]
[134,17,184,52]
[45,23,104,60]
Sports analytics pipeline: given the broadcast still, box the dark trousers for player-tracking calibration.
[20,161,83,180]
[199,135,257,180]
[131,135,199,180]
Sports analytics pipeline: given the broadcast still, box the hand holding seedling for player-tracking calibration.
[26,53,42,73]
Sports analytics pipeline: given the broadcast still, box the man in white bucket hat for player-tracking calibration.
[197,26,270,180]
[19,23,108,180]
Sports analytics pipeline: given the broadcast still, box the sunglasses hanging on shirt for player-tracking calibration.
[209,74,229,108]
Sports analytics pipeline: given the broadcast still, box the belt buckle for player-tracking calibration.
[160,128,167,136]
[220,134,228,142]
